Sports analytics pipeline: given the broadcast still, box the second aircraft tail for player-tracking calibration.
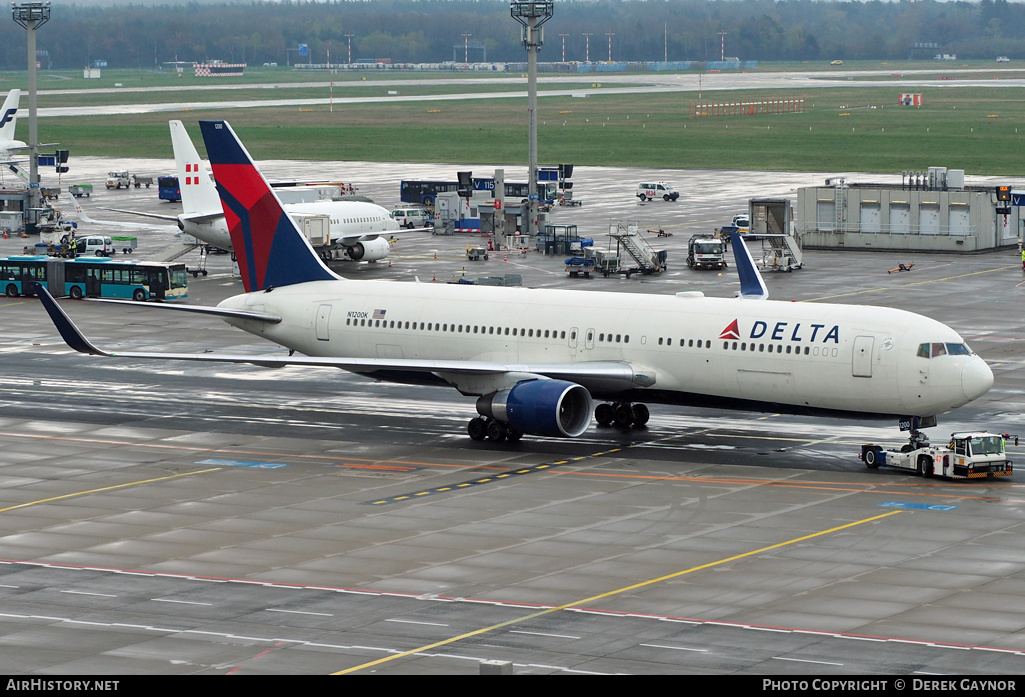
[0,89,20,145]
[169,120,223,220]
[198,120,339,293]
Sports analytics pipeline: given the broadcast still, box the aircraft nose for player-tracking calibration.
[962,358,994,401]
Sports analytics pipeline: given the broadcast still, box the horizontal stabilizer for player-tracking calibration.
[87,297,281,323]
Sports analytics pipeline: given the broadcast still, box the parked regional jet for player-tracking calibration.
[105,120,401,262]
[34,120,994,443]
[0,90,24,160]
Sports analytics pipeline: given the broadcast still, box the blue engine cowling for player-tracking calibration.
[476,379,593,438]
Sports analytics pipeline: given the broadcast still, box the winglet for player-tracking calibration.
[33,283,111,356]
[730,232,769,300]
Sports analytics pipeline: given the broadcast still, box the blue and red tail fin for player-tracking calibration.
[729,232,769,300]
[198,120,339,292]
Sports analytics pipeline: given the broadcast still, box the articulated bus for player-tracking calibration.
[0,256,188,301]
[399,180,461,207]
[400,179,556,207]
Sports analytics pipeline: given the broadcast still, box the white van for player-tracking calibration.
[637,182,679,202]
[75,236,114,257]
[390,206,433,229]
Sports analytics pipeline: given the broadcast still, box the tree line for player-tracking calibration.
[1,0,1024,71]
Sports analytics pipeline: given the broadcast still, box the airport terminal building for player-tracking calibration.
[795,168,1021,253]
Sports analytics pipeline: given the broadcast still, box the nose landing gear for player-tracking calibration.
[594,402,649,428]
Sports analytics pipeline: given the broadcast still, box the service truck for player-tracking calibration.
[687,234,727,269]
[860,431,1014,479]
[105,171,131,189]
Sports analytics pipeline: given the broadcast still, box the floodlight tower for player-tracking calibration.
[11,1,50,218]
[510,1,552,239]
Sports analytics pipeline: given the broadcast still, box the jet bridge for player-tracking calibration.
[748,198,803,272]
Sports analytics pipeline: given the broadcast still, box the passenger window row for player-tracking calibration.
[658,337,710,348]
[344,319,737,351]
[723,340,839,357]
[345,317,567,340]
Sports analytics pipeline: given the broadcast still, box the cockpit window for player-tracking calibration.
[919,342,973,358]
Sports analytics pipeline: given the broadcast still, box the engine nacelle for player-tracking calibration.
[345,237,390,262]
[476,379,592,438]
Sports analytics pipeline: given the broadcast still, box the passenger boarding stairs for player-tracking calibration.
[6,162,29,185]
[757,232,803,272]
[149,236,211,277]
[150,238,203,263]
[608,224,666,274]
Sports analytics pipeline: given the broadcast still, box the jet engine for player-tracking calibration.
[345,237,390,262]
[476,379,593,438]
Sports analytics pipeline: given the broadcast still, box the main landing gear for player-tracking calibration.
[468,417,523,443]
[594,401,649,429]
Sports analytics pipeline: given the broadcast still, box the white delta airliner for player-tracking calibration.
[102,120,400,262]
[34,120,994,443]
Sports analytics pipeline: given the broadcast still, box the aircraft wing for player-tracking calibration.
[35,284,652,394]
[3,143,56,152]
[335,227,428,246]
[336,233,383,246]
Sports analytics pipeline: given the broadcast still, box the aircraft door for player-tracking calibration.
[853,335,874,378]
[584,328,595,350]
[569,327,579,350]
[316,304,331,341]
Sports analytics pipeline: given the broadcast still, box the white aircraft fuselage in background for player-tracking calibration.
[176,195,398,260]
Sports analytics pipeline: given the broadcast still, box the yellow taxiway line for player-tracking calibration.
[334,509,903,674]
[0,467,223,514]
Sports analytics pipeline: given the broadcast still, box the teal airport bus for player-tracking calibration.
[0,256,188,301]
